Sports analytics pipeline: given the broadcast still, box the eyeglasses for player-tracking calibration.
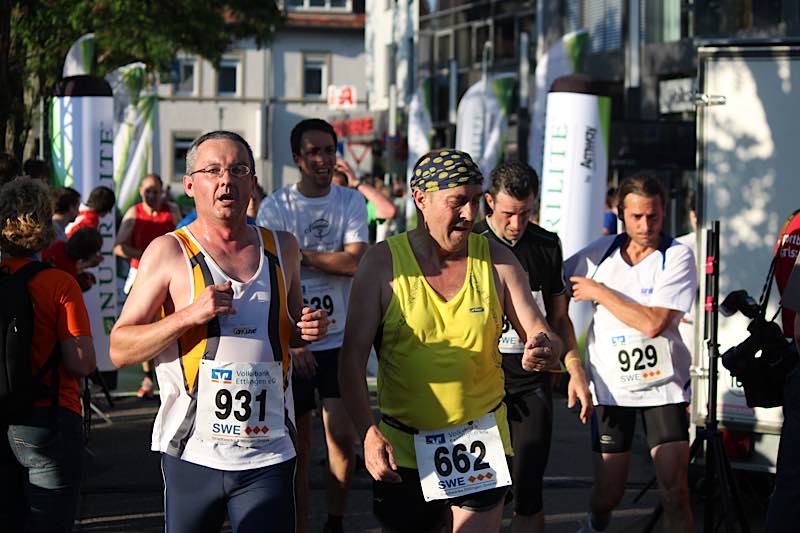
[189,164,252,178]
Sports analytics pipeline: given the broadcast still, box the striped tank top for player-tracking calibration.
[150,225,296,470]
[377,232,511,468]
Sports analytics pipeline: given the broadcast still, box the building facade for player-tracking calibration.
[157,0,368,195]
[365,0,800,234]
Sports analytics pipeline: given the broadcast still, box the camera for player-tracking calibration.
[719,290,798,408]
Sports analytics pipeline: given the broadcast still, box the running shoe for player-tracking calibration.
[137,376,155,398]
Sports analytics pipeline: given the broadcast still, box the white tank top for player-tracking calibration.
[150,225,297,470]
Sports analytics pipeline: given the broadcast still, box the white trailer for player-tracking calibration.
[692,42,800,473]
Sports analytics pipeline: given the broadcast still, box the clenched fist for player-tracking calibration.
[521,331,553,372]
[297,306,329,342]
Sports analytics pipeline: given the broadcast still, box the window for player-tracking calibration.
[494,17,516,62]
[174,58,197,96]
[584,0,622,52]
[435,31,452,68]
[287,0,351,10]
[643,0,681,42]
[217,58,240,97]
[563,0,623,53]
[455,26,471,68]
[173,136,195,180]
[473,23,491,65]
[303,55,328,98]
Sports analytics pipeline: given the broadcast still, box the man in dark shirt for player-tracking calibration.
[474,161,592,533]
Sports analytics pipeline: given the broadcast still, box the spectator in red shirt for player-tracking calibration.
[42,227,103,291]
[50,187,81,243]
[775,209,800,337]
[66,185,115,238]
[113,174,180,398]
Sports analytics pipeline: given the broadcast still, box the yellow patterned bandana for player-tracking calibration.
[410,149,483,192]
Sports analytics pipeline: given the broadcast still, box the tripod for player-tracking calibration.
[85,369,114,426]
[636,221,749,532]
[699,220,749,532]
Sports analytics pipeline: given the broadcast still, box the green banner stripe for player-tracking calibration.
[598,96,611,155]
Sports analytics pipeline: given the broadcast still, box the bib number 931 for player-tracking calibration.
[195,361,286,446]
[215,389,268,422]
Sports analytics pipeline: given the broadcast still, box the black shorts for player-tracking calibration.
[373,461,511,532]
[505,373,553,516]
[292,348,342,417]
[591,403,689,454]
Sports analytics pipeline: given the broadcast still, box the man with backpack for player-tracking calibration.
[0,177,96,532]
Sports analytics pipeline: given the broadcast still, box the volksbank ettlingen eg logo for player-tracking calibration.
[211,368,232,384]
[611,335,626,346]
[426,434,446,445]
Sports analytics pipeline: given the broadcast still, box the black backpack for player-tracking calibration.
[0,261,61,424]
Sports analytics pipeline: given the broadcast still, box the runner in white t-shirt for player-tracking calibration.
[564,174,697,533]
[257,119,368,533]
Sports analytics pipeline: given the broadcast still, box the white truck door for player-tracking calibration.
[693,44,800,472]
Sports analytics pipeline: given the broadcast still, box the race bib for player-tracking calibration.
[414,412,511,502]
[195,361,285,446]
[499,291,546,354]
[302,274,345,336]
[605,329,673,391]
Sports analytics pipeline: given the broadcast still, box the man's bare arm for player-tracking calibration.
[570,275,681,338]
[339,243,401,482]
[61,336,96,377]
[109,235,234,367]
[301,242,367,277]
[490,241,563,368]
[547,294,593,423]
[358,183,397,220]
[113,207,142,260]
[276,230,328,346]
[336,157,397,221]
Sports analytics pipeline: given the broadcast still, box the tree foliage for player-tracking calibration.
[1,0,282,161]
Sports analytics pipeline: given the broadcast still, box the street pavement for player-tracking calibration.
[73,373,768,532]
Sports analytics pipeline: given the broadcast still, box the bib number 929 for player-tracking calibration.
[303,294,334,315]
[433,441,490,477]
[618,345,657,372]
[215,389,267,422]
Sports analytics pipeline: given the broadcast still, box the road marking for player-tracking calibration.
[76,511,163,525]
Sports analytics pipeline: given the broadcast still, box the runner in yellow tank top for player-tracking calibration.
[340,149,564,533]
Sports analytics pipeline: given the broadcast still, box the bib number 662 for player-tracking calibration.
[433,440,490,477]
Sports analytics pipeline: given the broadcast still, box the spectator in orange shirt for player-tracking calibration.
[0,178,95,533]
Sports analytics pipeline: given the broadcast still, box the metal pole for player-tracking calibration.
[704,220,720,533]
[518,32,530,164]
[480,41,493,153]
[388,43,398,183]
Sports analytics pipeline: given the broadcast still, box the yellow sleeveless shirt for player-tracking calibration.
[378,232,512,468]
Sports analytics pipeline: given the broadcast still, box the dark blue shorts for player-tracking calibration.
[162,454,296,533]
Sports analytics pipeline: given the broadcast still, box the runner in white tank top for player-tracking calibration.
[150,225,296,470]
[110,132,329,533]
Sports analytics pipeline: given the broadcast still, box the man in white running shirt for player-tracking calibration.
[564,174,696,533]
[110,131,328,533]
[257,118,368,533]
